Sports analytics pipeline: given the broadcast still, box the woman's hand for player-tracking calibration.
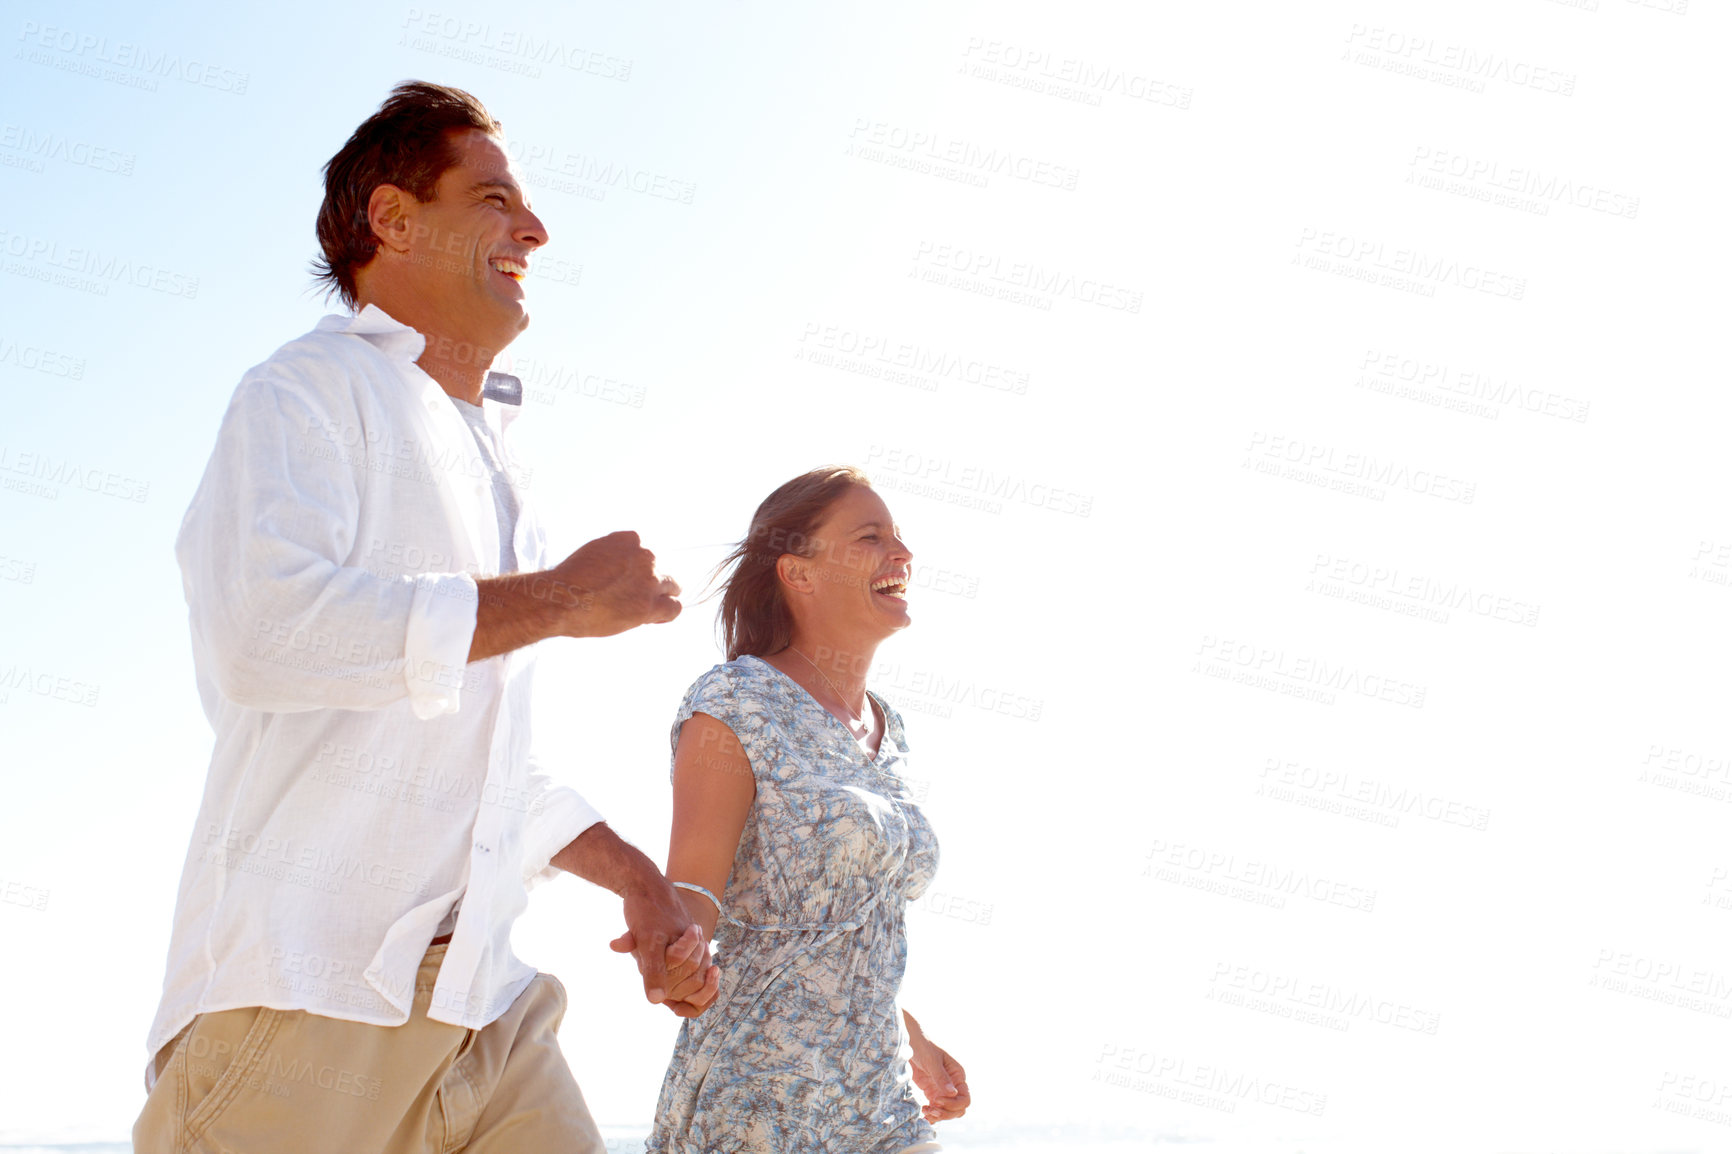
[906,1020,970,1122]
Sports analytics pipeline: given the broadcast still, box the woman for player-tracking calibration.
[646,466,970,1153]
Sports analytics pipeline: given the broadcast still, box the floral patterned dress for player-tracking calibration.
[646,655,942,1154]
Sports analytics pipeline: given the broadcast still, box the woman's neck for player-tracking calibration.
[783,632,877,711]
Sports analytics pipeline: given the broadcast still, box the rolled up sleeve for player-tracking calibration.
[405,572,481,719]
[520,762,605,890]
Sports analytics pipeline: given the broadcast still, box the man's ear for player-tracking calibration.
[366,184,414,255]
[776,553,815,596]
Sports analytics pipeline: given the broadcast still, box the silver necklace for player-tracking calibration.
[789,645,867,730]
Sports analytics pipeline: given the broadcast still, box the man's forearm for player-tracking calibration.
[551,822,664,897]
[466,532,682,663]
[468,571,584,663]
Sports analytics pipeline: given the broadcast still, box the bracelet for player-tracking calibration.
[672,881,729,921]
[671,881,884,935]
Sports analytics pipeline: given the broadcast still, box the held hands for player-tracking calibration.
[609,883,721,1018]
[553,531,682,637]
[908,1036,970,1123]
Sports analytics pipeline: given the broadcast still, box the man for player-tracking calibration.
[135,82,716,1153]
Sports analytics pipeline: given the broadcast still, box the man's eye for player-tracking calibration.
[486,194,507,206]
[861,535,879,542]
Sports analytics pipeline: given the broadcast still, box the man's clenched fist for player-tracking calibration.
[555,531,682,637]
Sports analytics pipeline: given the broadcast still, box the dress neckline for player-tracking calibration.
[743,654,891,764]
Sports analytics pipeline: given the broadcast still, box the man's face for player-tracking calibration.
[398,127,546,356]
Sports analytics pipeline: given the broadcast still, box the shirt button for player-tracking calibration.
[426,398,440,412]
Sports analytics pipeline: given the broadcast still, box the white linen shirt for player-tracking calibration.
[145,305,602,1072]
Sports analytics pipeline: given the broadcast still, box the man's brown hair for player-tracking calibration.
[312,81,505,309]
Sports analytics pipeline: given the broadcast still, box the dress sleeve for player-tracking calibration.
[669,661,779,783]
[670,664,740,757]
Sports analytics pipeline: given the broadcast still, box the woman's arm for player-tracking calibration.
[902,1010,971,1122]
[666,711,757,940]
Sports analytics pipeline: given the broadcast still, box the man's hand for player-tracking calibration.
[468,531,680,662]
[608,881,721,1016]
[552,531,681,638]
[610,924,721,1018]
[549,823,719,1016]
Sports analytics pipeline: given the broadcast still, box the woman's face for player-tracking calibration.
[794,485,914,640]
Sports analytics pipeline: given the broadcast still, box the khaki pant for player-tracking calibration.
[133,945,605,1154]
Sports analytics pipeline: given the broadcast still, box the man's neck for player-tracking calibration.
[416,346,488,406]
[352,291,500,406]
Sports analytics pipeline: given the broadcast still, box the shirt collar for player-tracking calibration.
[318,305,523,425]
[315,304,428,362]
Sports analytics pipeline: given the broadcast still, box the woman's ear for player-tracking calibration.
[776,552,815,595]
